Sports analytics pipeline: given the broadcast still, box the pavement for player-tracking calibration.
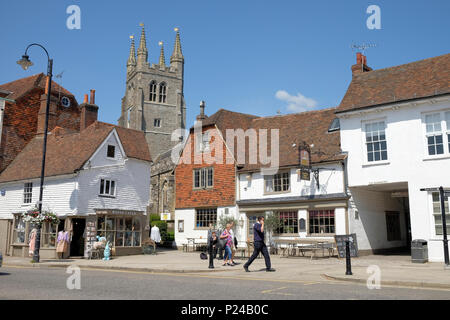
[4,249,450,290]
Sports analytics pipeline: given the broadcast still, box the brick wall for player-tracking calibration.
[175,127,236,209]
[0,88,80,172]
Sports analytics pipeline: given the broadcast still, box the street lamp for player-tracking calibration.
[17,43,53,263]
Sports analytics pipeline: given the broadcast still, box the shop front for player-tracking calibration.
[237,194,350,249]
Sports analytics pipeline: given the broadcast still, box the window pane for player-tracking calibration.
[105,180,110,195]
[437,144,444,155]
[100,180,105,194]
[368,153,374,162]
[436,135,443,144]
[116,232,124,247]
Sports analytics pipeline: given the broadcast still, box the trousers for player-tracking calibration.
[244,241,271,270]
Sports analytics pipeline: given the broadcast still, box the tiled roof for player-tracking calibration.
[0,73,74,101]
[193,107,343,171]
[239,107,344,171]
[337,53,450,113]
[0,121,151,183]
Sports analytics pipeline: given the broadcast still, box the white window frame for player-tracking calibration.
[424,112,445,156]
[23,182,33,204]
[363,120,388,164]
[99,179,116,197]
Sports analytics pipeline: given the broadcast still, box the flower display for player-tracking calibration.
[23,207,59,226]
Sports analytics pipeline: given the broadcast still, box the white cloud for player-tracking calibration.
[275,90,318,113]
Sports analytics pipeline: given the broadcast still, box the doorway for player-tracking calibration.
[70,218,86,257]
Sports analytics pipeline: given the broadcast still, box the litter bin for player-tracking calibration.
[411,239,428,263]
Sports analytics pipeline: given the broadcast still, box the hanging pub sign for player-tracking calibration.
[298,142,312,181]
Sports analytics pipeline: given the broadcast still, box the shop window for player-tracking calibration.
[275,211,298,235]
[13,214,27,244]
[23,182,33,204]
[42,222,58,248]
[195,208,217,229]
[97,216,142,247]
[309,210,335,235]
[265,171,290,193]
[432,192,450,236]
[385,211,401,241]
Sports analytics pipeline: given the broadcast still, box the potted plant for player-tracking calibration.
[263,212,283,254]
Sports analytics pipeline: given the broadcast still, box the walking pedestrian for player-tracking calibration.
[220,223,234,266]
[243,216,275,272]
[208,231,218,269]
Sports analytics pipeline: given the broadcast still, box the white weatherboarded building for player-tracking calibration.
[0,121,152,258]
[337,53,450,261]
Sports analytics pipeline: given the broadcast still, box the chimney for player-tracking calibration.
[80,89,99,131]
[196,101,207,121]
[351,52,372,76]
[37,76,58,135]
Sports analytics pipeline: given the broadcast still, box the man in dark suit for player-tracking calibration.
[243,216,276,272]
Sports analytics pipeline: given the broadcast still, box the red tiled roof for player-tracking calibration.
[239,107,344,171]
[0,73,74,101]
[337,53,450,113]
[192,107,343,171]
[0,121,151,183]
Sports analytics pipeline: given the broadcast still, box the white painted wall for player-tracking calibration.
[239,163,345,200]
[0,175,78,219]
[0,129,151,221]
[339,96,450,261]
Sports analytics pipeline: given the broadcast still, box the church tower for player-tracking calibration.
[119,25,186,159]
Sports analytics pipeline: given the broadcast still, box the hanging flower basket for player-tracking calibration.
[23,207,60,227]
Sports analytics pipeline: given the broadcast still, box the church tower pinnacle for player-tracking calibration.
[137,23,148,68]
[127,35,137,73]
[158,41,166,68]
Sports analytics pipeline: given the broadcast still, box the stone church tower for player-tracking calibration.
[119,25,185,227]
[119,25,186,158]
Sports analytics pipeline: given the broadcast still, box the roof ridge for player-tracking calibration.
[252,106,336,121]
[0,73,42,88]
[354,53,450,78]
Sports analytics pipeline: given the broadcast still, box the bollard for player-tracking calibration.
[345,240,353,276]
[208,238,215,269]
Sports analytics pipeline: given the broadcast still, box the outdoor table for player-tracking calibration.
[274,239,335,260]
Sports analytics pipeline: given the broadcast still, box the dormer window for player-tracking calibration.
[107,145,116,158]
[328,118,340,132]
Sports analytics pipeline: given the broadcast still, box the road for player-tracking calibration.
[0,266,449,300]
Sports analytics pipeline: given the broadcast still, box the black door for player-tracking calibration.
[70,218,86,257]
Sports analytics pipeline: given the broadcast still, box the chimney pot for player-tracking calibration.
[90,89,96,105]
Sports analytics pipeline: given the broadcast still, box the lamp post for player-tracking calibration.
[17,43,53,263]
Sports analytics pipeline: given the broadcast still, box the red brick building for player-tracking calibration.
[0,73,80,173]
[174,107,258,245]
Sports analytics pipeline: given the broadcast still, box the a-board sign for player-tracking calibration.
[334,234,359,258]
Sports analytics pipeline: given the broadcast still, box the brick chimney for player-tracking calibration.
[351,52,372,76]
[37,76,58,135]
[80,89,99,131]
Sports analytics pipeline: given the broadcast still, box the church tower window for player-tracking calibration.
[149,81,157,102]
[159,82,167,103]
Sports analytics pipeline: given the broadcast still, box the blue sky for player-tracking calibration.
[1,0,449,128]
